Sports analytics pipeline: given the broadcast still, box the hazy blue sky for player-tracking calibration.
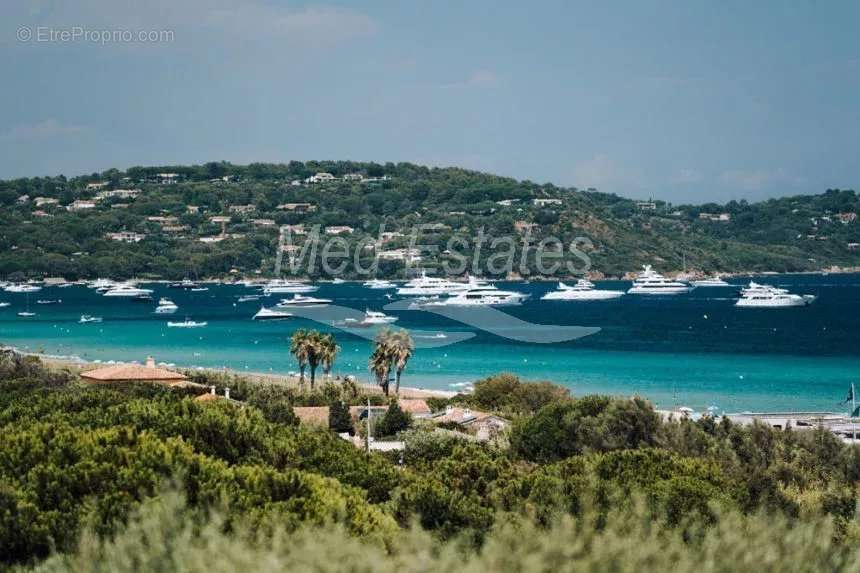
[2,1,859,203]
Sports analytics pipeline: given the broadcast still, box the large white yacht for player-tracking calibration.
[627,265,693,295]
[88,278,117,291]
[691,276,732,287]
[4,284,42,293]
[541,279,625,301]
[735,282,815,308]
[253,306,293,320]
[396,271,471,296]
[261,279,319,294]
[275,294,332,307]
[424,280,529,307]
[363,278,397,289]
[103,284,154,297]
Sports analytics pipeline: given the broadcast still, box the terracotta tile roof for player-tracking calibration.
[80,361,187,383]
[293,406,330,426]
[398,399,431,415]
[194,393,221,402]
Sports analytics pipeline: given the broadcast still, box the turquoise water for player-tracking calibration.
[1,274,859,413]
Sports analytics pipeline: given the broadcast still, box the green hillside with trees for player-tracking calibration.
[1,161,858,280]
[1,351,859,570]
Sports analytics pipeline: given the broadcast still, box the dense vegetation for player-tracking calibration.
[1,161,858,280]
[2,355,859,571]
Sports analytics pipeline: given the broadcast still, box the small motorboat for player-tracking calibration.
[168,319,208,328]
[190,287,209,292]
[331,278,346,284]
[0,302,11,308]
[359,309,398,325]
[155,298,178,314]
[237,294,263,302]
[17,311,36,317]
[253,307,293,320]
[79,315,103,323]
[5,284,42,293]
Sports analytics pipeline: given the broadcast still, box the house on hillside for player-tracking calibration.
[432,406,509,441]
[67,200,96,211]
[85,182,109,191]
[277,203,316,213]
[325,226,354,235]
[305,172,336,184]
[533,198,562,207]
[105,232,146,243]
[635,201,657,211]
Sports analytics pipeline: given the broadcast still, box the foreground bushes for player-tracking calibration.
[34,490,860,573]
[3,355,860,570]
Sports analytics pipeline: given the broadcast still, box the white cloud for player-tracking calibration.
[3,119,88,140]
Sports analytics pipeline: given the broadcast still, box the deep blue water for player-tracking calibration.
[1,274,859,414]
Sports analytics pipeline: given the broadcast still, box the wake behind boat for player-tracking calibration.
[542,279,625,301]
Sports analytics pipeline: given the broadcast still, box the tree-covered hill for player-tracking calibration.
[1,161,858,279]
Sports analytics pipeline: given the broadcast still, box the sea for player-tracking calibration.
[2,274,859,414]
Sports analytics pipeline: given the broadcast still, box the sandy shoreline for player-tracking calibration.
[12,347,459,399]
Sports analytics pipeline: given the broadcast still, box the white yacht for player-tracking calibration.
[541,279,625,301]
[17,311,36,317]
[253,306,293,320]
[627,265,693,295]
[396,271,470,296]
[79,315,103,323]
[89,278,118,292]
[237,294,263,302]
[331,278,346,284]
[155,298,178,314]
[735,282,815,308]
[424,281,529,307]
[261,279,319,294]
[363,278,397,289]
[167,319,208,328]
[691,276,732,287]
[359,309,398,325]
[103,284,154,297]
[4,284,42,293]
[275,294,332,307]
[0,302,10,308]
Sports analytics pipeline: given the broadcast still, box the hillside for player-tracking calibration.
[0,161,858,280]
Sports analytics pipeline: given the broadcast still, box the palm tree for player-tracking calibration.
[290,329,310,386]
[389,329,414,395]
[306,330,325,390]
[320,333,340,381]
[369,344,392,396]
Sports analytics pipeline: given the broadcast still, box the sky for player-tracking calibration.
[1,0,859,203]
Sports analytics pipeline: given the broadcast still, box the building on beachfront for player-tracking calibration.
[80,356,194,387]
